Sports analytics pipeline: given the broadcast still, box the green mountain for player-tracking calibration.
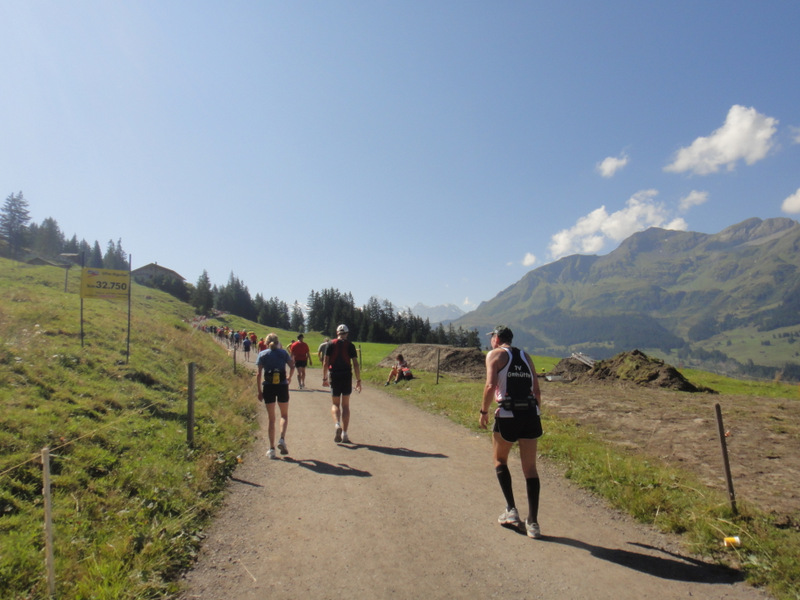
[455,217,800,377]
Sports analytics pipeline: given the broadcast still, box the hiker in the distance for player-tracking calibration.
[322,324,361,444]
[384,353,413,385]
[479,325,543,539]
[256,332,295,458]
[317,337,330,363]
[287,333,312,389]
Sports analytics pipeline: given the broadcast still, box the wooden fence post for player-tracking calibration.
[41,447,56,597]
[436,348,441,384]
[714,403,737,515]
[187,362,196,447]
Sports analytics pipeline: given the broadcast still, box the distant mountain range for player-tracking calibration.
[405,302,464,325]
[452,217,800,378]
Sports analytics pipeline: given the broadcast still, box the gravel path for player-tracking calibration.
[178,366,771,600]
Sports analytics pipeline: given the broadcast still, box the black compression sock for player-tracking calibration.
[495,464,515,509]
[526,477,541,523]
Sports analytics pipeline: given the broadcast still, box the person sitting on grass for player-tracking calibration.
[385,354,413,385]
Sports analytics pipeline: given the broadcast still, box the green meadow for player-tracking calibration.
[1,257,798,599]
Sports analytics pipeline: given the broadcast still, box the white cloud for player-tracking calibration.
[548,190,688,259]
[678,190,709,212]
[596,153,629,178]
[791,126,800,144]
[664,105,778,175]
[462,297,475,309]
[781,188,800,213]
[665,217,689,230]
[522,252,537,267]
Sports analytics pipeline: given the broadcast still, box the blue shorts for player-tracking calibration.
[493,411,543,442]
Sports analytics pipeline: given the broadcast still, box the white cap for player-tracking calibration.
[336,324,349,334]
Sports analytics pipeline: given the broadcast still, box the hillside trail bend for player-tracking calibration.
[179,363,769,600]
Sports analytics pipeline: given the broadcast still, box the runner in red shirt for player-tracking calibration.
[287,334,312,389]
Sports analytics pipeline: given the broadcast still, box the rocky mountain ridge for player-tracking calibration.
[453,217,800,378]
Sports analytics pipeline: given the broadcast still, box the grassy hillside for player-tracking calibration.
[458,219,800,375]
[3,257,798,599]
[0,258,259,598]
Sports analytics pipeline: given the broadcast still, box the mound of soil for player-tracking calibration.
[384,345,712,392]
[573,349,714,392]
[549,356,593,379]
[378,344,486,379]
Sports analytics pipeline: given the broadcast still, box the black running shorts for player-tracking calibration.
[493,411,543,442]
[329,371,352,397]
[262,383,289,404]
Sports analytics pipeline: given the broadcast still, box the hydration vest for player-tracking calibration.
[327,339,352,373]
[500,347,536,411]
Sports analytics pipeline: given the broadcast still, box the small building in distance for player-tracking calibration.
[131,262,185,284]
[26,256,69,267]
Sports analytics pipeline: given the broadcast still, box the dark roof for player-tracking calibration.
[26,256,69,267]
[131,262,185,281]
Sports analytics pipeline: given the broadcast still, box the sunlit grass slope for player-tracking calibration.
[0,259,257,599]
[2,257,797,599]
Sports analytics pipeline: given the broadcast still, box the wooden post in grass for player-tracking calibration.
[714,403,737,515]
[233,346,237,374]
[436,348,441,384]
[187,362,196,447]
[41,447,56,597]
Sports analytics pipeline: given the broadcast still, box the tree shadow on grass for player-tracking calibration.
[541,536,743,583]
[282,457,371,477]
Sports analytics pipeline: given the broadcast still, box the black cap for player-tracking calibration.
[487,325,513,342]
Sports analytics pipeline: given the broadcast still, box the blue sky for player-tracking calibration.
[3,1,799,313]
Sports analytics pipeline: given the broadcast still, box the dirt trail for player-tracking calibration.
[178,366,770,600]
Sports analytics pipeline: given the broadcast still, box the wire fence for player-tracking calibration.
[0,361,207,596]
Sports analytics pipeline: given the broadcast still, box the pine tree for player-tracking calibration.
[0,191,31,257]
[31,217,65,258]
[290,302,305,332]
[103,238,128,270]
[89,241,104,268]
[192,270,214,315]
[216,272,256,320]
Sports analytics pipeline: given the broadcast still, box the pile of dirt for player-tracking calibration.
[569,349,714,392]
[378,344,486,379]
[383,345,713,391]
[549,356,593,379]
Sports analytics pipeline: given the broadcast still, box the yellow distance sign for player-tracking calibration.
[80,268,130,300]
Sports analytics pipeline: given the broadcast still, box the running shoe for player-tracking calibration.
[341,431,350,444]
[277,438,288,455]
[334,424,343,443]
[498,507,522,528]
[526,520,542,539]
[266,448,276,459]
